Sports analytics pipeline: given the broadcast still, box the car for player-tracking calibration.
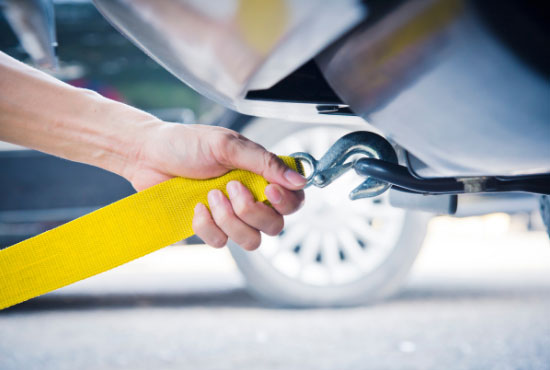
[1,0,548,307]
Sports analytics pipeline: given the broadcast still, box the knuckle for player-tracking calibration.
[217,132,241,157]
[277,203,293,216]
[211,202,232,224]
[218,132,236,147]
[192,212,209,231]
[233,199,254,219]
[210,235,228,248]
[241,233,261,251]
[296,190,306,208]
[214,209,232,225]
[279,191,305,215]
[265,217,284,236]
[262,151,282,174]
[212,133,236,164]
[286,200,301,214]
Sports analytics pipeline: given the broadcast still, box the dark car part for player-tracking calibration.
[292,131,549,205]
[354,158,550,196]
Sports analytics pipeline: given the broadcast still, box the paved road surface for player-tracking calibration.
[1,215,549,370]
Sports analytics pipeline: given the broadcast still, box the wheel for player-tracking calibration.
[227,118,430,307]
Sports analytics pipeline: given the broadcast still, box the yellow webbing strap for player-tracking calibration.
[0,156,301,310]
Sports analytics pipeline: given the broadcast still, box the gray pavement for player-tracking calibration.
[1,215,549,370]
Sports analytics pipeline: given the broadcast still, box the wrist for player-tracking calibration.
[75,88,164,180]
[102,101,165,181]
[120,119,187,190]
[0,53,166,182]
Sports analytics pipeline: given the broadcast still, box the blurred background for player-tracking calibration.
[0,1,209,115]
[0,1,549,369]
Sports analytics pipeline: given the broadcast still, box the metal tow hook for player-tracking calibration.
[290,131,398,200]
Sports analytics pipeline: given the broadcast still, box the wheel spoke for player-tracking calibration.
[337,229,366,267]
[299,232,321,266]
[347,218,387,247]
[321,232,339,269]
[275,222,309,253]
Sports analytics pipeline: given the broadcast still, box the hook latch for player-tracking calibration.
[291,131,398,199]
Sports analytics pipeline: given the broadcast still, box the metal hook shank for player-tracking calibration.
[291,131,398,199]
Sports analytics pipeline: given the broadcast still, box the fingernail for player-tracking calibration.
[208,190,222,206]
[194,203,205,214]
[226,181,240,199]
[265,184,282,204]
[284,169,306,187]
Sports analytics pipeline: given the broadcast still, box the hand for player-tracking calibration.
[125,122,306,250]
[0,52,303,250]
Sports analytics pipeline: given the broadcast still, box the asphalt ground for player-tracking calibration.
[1,214,549,370]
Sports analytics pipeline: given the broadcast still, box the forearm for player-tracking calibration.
[0,55,306,251]
[0,52,160,178]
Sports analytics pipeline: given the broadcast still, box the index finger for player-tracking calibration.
[223,136,306,190]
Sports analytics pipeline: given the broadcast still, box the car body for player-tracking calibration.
[92,0,550,178]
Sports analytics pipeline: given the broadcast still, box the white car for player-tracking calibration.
[2,0,548,307]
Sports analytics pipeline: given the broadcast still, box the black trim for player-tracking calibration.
[246,60,344,104]
[354,158,550,195]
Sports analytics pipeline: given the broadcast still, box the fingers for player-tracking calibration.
[226,181,284,236]
[208,189,262,251]
[193,181,304,250]
[192,181,305,250]
[265,184,305,215]
[192,203,227,248]
[220,135,307,191]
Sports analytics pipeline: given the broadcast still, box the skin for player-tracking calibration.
[0,52,305,250]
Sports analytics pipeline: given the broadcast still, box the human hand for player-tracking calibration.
[0,52,303,250]
[124,122,306,250]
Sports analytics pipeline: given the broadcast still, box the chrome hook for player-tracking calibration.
[291,131,398,199]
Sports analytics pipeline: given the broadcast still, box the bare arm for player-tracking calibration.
[0,52,305,250]
[0,51,156,178]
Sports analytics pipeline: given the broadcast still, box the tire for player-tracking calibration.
[227,118,430,307]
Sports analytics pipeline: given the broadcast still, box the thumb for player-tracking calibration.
[224,136,306,190]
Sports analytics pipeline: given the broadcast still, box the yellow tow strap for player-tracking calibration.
[0,156,301,310]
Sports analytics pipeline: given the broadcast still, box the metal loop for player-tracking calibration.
[289,152,318,186]
[291,131,398,199]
